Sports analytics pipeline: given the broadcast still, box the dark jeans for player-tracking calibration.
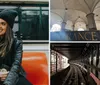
[16,76,33,85]
[0,76,32,85]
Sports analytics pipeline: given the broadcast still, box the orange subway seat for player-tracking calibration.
[22,52,48,85]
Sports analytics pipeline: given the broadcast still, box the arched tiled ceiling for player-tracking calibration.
[51,9,88,30]
[64,0,100,14]
[50,12,63,27]
[50,0,65,9]
[94,1,100,30]
[51,0,100,30]
[51,0,100,13]
[94,5,100,21]
[74,18,87,31]
[51,9,87,23]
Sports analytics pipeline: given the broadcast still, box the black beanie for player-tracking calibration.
[0,9,18,29]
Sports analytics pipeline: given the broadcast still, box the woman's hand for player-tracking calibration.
[90,72,100,85]
[0,72,9,81]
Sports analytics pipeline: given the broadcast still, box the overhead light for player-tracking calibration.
[65,8,68,10]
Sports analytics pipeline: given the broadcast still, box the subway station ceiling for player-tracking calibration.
[50,0,100,31]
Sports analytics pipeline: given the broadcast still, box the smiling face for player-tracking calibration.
[0,19,8,36]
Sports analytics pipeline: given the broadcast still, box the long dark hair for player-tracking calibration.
[0,25,13,57]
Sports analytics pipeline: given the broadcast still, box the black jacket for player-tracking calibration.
[0,38,26,85]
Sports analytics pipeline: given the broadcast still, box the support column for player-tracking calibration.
[86,24,89,30]
[61,21,66,29]
[86,13,97,30]
[72,24,75,31]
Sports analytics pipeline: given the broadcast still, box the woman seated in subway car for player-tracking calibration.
[0,9,32,85]
[51,43,100,85]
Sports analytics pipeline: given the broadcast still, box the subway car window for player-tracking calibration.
[0,5,49,41]
[20,10,40,40]
[19,6,49,40]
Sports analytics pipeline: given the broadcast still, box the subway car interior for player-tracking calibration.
[0,1,49,85]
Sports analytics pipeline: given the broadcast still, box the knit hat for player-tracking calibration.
[0,9,18,29]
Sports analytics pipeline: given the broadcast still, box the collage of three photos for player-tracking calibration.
[0,0,99,85]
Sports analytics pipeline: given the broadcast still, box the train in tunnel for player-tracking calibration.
[50,43,100,85]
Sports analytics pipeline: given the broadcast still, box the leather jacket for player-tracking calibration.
[0,38,26,85]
